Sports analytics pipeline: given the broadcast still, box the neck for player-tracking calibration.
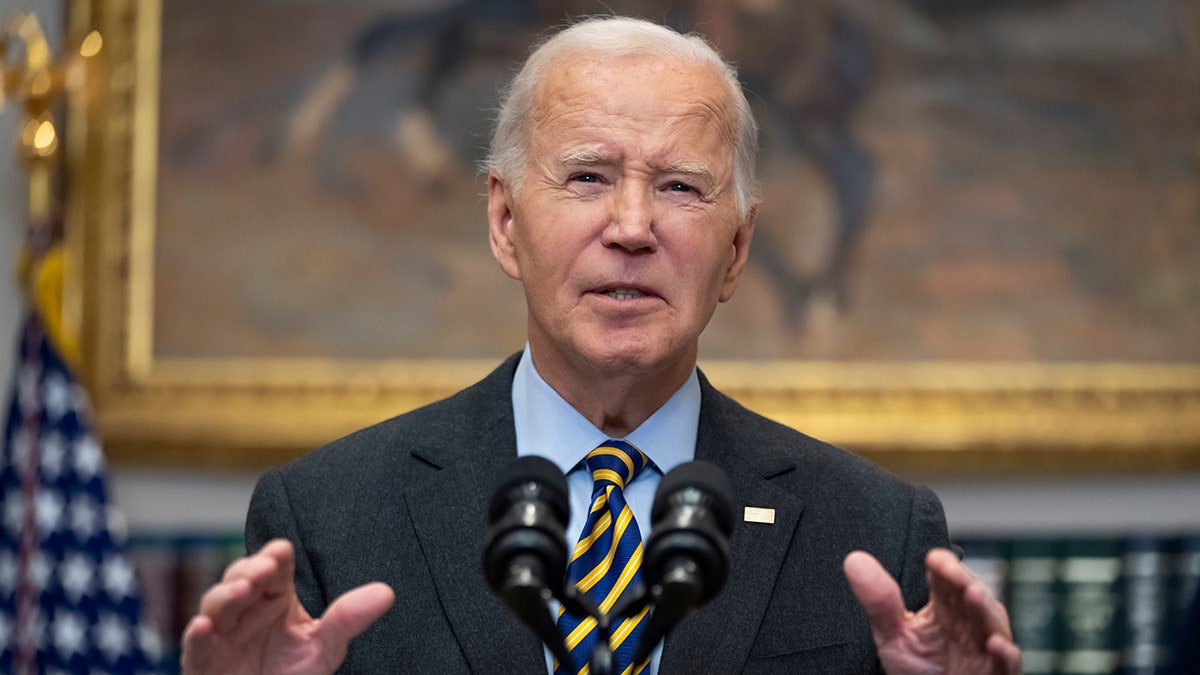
[528,347,695,438]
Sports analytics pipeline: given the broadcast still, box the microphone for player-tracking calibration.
[481,455,576,669]
[632,460,733,667]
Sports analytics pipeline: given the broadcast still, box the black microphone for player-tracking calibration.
[482,455,576,669]
[632,460,733,666]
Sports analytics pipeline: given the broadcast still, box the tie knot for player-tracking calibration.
[586,440,648,490]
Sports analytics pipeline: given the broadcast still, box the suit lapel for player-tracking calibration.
[402,356,547,673]
[659,378,806,672]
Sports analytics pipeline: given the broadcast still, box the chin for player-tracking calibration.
[577,332,689,377]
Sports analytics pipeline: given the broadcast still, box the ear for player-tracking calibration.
[487,171,523,281]
[718,206,756,303]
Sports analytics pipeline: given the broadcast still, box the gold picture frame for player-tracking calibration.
[65,0,1200,474]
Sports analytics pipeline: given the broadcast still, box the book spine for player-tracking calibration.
[1120,535,1171,675]
[1007,538,1061,675]
[1059,538,1123,675]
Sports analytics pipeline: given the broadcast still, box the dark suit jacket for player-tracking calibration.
[246,353,951,673]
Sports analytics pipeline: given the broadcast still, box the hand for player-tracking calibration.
[181,539,395,675]
[844,548,1021,675]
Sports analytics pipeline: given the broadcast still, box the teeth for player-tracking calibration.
[603,289,644,300]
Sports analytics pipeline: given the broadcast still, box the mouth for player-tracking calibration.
[600,288,649,300]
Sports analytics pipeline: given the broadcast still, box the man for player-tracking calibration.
[182,17,1020,674]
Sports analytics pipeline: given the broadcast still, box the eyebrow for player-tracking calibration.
[661,160,715,185]
[558,149,714,184]
[558,147,612,166]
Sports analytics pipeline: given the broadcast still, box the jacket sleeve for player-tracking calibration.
[244,466,330,618]
[896,484,953,612]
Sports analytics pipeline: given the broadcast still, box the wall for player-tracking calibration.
[1,0,1196,542]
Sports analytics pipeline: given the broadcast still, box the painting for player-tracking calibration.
[65,0,1200,472]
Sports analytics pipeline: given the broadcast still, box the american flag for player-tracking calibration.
[1,312,164,673]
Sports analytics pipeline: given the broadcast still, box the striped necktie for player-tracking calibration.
[556,440,651,675]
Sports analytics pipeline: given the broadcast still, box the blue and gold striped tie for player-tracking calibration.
[555,440,651,675]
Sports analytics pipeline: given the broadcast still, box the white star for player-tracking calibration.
[42,371,71,422]
[52,610,87,658]
[70,383,93,418]
[94,611,132,663]
[138,623,163,661]
[0,550,17,595]
[41,431,68,481]
[105,507,130,543]
[34,488,65,536]
[102,555,135,600]
[69,493,101,541]
[27,551,52,591]
[2,494,24,537]
[72,434,105,479]
[60,552,95,603]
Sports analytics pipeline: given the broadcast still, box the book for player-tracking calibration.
[1120,535,1172,675]
[1058,538,1123,674]
[1007,538,1061,675]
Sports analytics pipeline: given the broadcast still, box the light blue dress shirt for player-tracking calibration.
[512,345,699,675]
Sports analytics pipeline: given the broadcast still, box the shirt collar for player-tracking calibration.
[512,345,698,476]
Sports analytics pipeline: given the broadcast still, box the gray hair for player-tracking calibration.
[484,16,760,219]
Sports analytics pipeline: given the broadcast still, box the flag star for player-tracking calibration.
[102,555,135,599]
[35,488,65,535]
[138,623,163,662]
[53,610,88,658]
[69,493,101,540]
[41,431,67,480]
[73,434,105,478]
[0,550,17,595]
[71,383,93,418]
[27,552,52,592]
[43,371,71,422]
[95,611,133,664]
[60,552,96,603]
[105,506,130,542]
[3,494,24,537]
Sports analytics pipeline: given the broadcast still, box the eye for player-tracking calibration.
[570,173,602,184]
[665,181,694,193]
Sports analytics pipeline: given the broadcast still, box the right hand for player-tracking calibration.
[181,539,395,675]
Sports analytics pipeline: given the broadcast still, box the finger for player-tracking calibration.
[927,549,1010,645]
[843,550,907,641]
[222,539,296,595]
[200,542,294,635]
[987,633,1022,675]
[317,582,396,649]
[180,614,217,673]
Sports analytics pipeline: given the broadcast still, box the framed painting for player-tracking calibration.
[64,0,1200,473]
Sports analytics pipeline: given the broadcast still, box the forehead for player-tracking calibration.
[529,50,737,163]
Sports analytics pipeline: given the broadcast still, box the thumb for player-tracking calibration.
[317,582,396,648]
[844,550,907,642]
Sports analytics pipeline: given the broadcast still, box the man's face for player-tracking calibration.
[488,51,754,383]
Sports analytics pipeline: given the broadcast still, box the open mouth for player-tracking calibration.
[601,288,647,300]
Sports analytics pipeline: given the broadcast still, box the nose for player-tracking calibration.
[601,181,658,253]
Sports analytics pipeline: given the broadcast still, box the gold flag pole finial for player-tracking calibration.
[2,10,103,370]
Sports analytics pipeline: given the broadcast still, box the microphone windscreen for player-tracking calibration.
[651,460,733,533]
[488,455,570,524]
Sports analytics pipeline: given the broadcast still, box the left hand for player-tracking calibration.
[843,548,1022,675]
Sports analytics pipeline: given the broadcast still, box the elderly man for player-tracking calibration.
[182,16,1020,675]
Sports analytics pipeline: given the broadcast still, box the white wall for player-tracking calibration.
[2,0,1196,540]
